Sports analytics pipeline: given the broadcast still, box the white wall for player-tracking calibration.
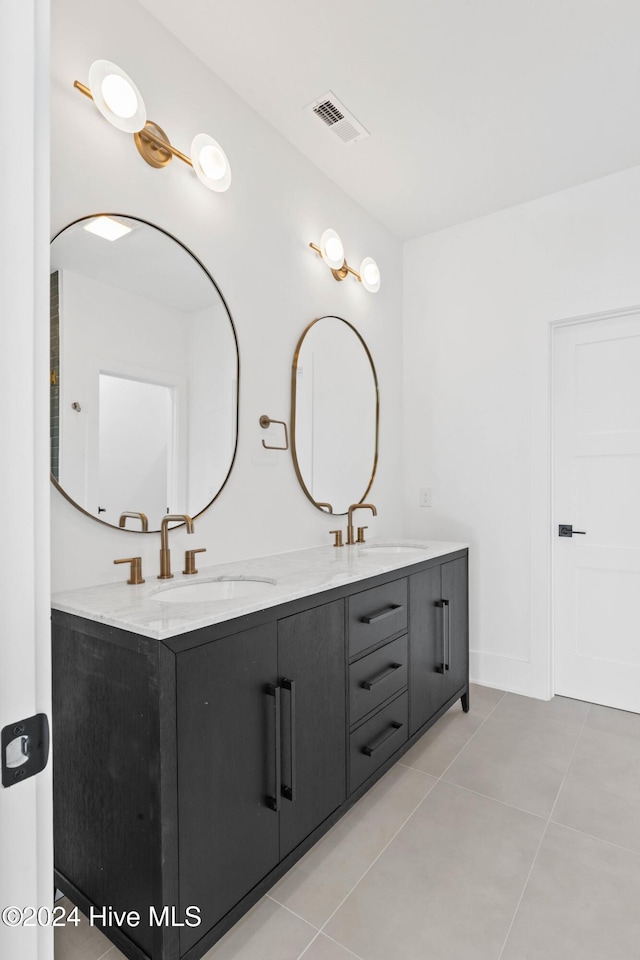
[187,302,237,508]
[403,164,640,698]
[50,0,403,592]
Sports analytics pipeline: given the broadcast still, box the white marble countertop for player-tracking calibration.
[51,540,468,641]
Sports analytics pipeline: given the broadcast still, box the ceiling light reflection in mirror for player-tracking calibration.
[50,215,239,531]
[291,316,379,515]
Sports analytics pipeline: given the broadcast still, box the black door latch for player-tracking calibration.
[1,714,50,787]
[558,524,587,538]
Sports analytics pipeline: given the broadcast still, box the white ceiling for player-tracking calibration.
[137,0,640,240]
[51,217,221,312]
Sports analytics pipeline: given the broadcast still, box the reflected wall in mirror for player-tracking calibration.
[50,215,239,531]
[291,316,379,515]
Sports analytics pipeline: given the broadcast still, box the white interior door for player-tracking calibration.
[98,374,174,525]
[0,2,53,959]
[553,310,640,712]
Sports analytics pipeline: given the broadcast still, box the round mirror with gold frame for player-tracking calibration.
[50,214,239,532]
[291,315,379,515]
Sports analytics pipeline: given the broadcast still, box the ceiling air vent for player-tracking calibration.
[306,91,369,144]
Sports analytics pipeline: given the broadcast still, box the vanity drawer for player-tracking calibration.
[349,634,408,725]
[350,692,408,793]
[348,578,408,656]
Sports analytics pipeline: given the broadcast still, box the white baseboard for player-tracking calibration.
[469,650,551,700]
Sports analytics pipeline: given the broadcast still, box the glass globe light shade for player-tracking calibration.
[319,229,345,270]
[88,60,146,133]
[190,134,232,192]
[360,257,381,293]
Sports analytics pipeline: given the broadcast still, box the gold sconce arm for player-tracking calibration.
[74,79,191,169]
[309,232,380,292]
[73,62,232,192]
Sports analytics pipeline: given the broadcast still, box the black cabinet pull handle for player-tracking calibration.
[266,683,281,812]
[281,678,296,803]
[362,663,402,690]
[436,599,450,673]
[362,721,403,757]
[361,604,403,625]
[444,600,450,671]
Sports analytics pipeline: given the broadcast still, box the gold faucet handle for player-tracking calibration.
[356,526,368,544]
[329,529,344,548]
[114,557,145,585]
[183,547,207,575]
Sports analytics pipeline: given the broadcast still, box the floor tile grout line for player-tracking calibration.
[398,690,508,783]
[294,930,322,960]
[495,699,592,960]
[546,818,640,859]
[547,700,591,824]
[281,693,515,955]
[313,780,439,937]
[322,931,369,960]
[434,689,508,782]
[436,777,548,821]
[295,929,369,960]
[495,819,551,960]
[300,693,510,948]
[265,893,321,931]
[95,946,119,960]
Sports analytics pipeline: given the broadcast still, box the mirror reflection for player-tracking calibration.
[291,316,379,515]
[50,215,239,531]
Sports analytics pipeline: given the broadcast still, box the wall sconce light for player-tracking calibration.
[309,228,381,293]
[74,60,232,192]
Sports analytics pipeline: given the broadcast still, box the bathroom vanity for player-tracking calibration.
[51,541,468,960]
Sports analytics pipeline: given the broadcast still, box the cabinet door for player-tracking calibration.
[278,600,346,859]
[409,559,469,736]
[177,624,280,954]
[441,555,468,701]
[408,565,444,735]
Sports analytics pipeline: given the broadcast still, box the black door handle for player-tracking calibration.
[558,525,586,538]
[265,684,281,812]
[281,678,296,803]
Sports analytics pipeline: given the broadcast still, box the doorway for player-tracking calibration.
[98,374,175,526]
[552,308,640,712]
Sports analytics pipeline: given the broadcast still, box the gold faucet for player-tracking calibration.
[346,503,377,545]
[158,514,194,579]
[119,511,149,532]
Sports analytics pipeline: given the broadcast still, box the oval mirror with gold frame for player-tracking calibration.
[50,214,239,532]
[291,315,379,515]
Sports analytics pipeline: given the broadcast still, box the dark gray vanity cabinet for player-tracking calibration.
[409,554,469,735]
[176,602,346,956]
[51,548,468,960]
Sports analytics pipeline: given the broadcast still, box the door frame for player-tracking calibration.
[0,2,53,959]
[548,303,640,699]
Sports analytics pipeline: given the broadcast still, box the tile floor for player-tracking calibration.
[54,684,640,960]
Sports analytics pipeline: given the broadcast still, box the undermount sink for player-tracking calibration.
[153,577,277,603]
[359,544,427,556]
